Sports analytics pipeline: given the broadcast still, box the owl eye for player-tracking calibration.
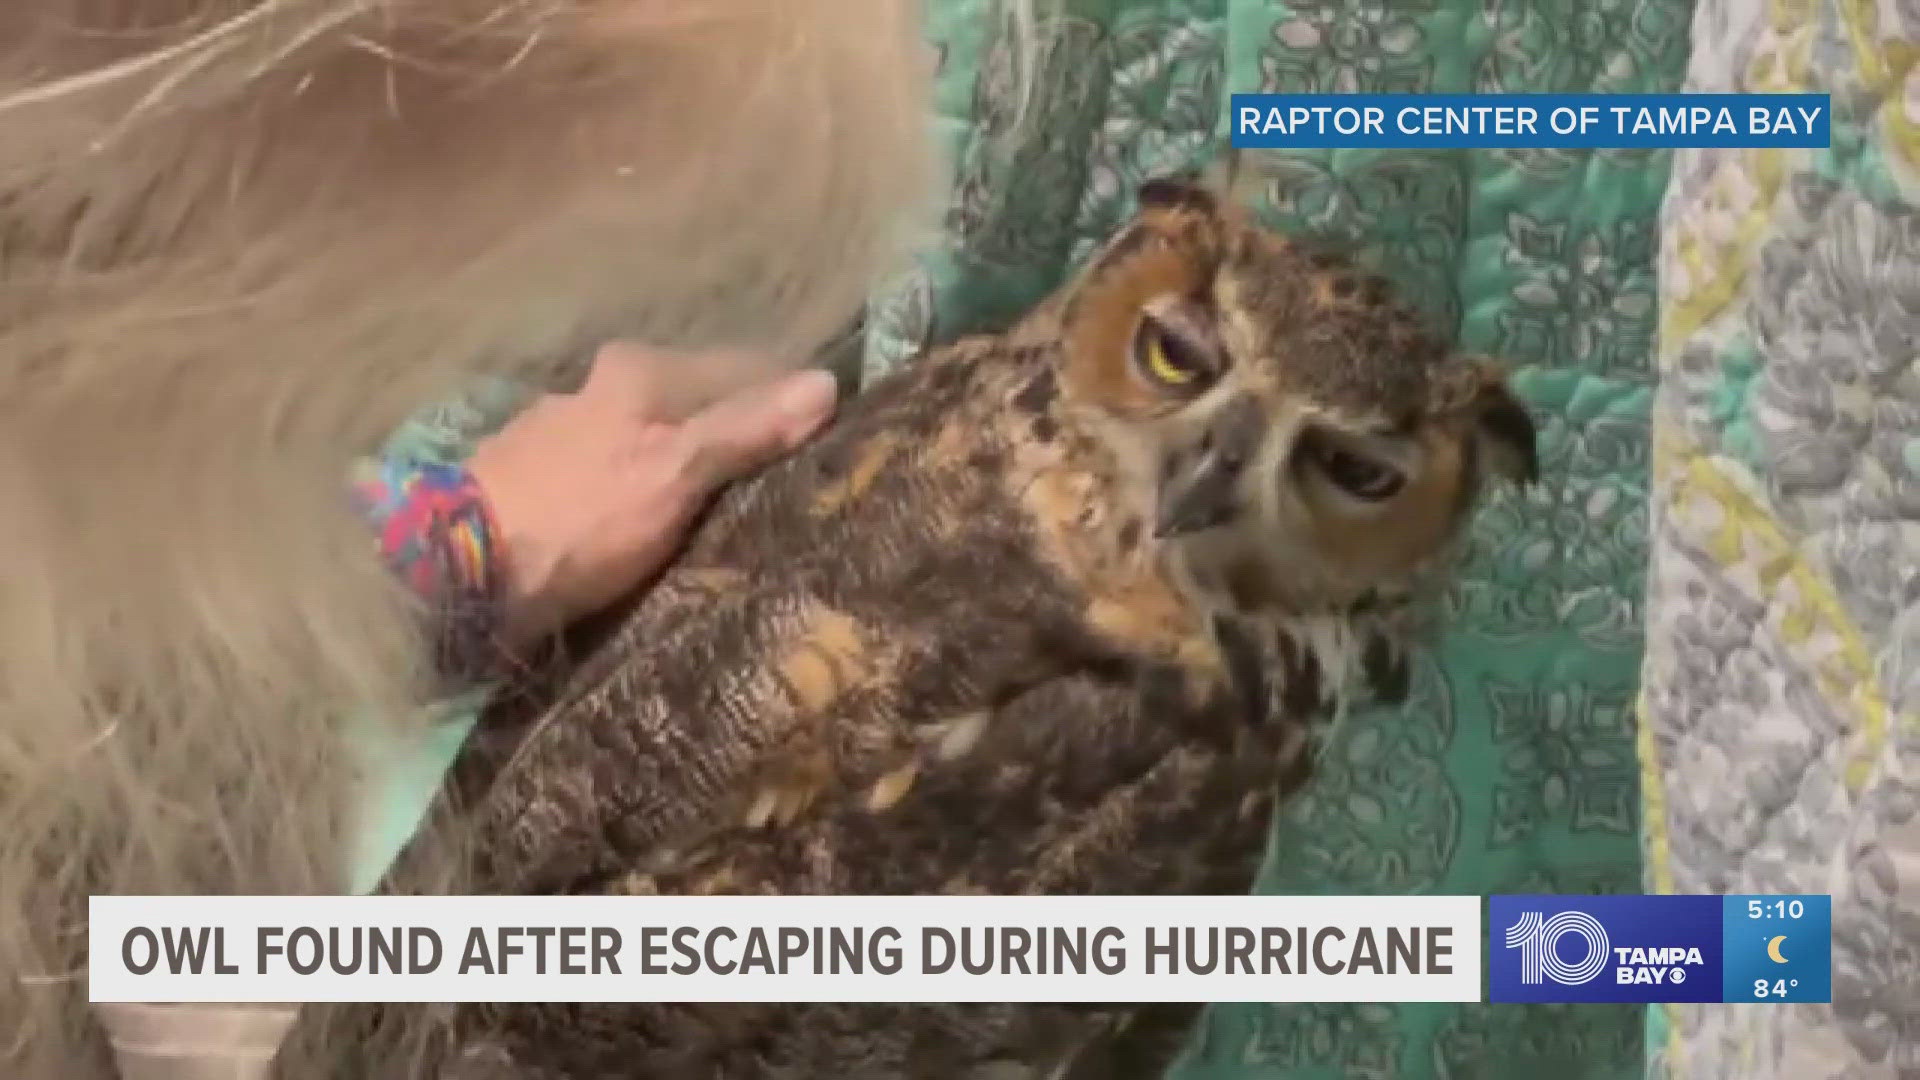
[1301,432,1405,502]
[1132,316,1213,390]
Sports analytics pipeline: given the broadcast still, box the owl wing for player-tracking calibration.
[886,643,1302,899]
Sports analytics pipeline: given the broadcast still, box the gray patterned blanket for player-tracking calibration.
[1641,0,1920,1074]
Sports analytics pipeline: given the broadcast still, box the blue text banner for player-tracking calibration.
[1230,94,1832,149]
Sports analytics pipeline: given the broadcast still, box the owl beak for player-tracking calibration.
[1153,395,1266,539]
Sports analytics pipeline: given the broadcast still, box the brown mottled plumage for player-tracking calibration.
[378,173,1539,1079]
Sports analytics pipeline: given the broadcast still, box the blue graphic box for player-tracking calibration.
[1487,894,1831,1004]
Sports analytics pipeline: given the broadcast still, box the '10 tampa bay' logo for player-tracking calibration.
[1503,909,1706,987]
[1488,895,1724,1003]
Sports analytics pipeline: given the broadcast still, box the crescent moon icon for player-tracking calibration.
[1767,935,1789,964]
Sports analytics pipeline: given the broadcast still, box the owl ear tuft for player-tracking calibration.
[1464,360,1540,486]
[1135,173,1218,216]
[1138,149,1263,217]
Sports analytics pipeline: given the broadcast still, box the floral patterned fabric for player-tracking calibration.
[1640,0,1920,1075]
[359,1,1699,1075]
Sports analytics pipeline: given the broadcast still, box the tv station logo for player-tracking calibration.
[1488,894,1831,1004]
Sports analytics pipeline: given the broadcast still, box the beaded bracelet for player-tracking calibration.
[349,456,506,688]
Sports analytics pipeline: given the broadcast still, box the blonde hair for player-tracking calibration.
[0,0,1023,1074]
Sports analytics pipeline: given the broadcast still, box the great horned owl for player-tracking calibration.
[380,172,1539,1079]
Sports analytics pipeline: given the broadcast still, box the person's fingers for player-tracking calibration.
[672,367,839,493]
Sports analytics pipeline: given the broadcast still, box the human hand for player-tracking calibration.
[465,341,839,650]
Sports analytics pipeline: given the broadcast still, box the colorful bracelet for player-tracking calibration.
[349,457,506,688]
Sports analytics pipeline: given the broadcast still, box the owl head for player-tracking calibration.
[1054,170,1538,649]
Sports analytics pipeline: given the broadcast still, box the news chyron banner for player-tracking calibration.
[1229,93,1831,149]
[90,895,1484,1004]
[87,894,1831,1006]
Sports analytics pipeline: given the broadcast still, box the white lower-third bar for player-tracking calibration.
[88,894,1483,1004]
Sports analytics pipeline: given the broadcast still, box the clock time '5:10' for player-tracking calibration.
[1748,899,1807,920]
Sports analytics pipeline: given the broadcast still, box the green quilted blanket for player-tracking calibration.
[360,1,1695,1076]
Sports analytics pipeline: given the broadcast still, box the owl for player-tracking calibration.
[374,171,1539,1080]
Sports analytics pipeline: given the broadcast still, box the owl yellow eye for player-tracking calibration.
[1131,316,1214,391]
[1144,333,1196,384]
